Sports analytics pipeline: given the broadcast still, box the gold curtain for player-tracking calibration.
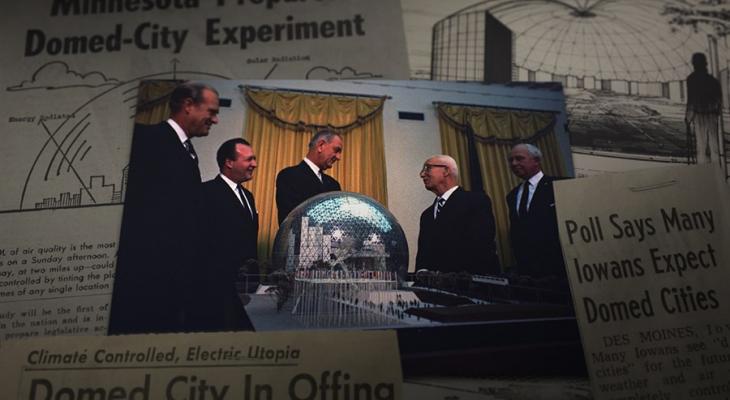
[243,88,388,262]
[134,80,181,124]
[436,103,566,270]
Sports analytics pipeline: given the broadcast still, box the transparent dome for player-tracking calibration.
[432,0,711,83]
[271,192,409,280]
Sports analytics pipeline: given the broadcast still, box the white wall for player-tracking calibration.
[196,79,570,271]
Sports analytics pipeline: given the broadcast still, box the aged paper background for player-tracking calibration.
[555,164,730,399]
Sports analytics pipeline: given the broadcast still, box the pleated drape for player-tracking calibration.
[130,82,389,267]
[243,88,388,262]
[133,80,180,124]
[436,103,566,270]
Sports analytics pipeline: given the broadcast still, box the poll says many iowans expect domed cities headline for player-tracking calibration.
[564,206,719,284]
[26,345,301,366]
[564,207,716,246]
[582,285,720,324]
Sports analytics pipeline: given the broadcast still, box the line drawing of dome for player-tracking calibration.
[432,0,716,84]
[6,66,231,212]
[431,1,730,161]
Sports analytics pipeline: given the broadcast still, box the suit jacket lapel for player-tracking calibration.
[247,191,258,229]
[530,177,551,210]
[297,161,322,189]
[506,187,518,220]
[215,176,251,222]
[239,187,256,223]
[435,187,462,223]
[164,123,200,179]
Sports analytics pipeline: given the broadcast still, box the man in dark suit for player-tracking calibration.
[109,82,220,334]
[191,138,258,332]
[416,155,500,275]
[275,129,342,224]
[506,143,566,278]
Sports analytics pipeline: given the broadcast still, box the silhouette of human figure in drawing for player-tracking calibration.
[685,52,723,164]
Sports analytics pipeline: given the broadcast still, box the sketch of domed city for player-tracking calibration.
[428,0,730,173]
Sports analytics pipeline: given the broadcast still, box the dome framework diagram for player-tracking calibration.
[432,0,725,99]
[432,0,730,165]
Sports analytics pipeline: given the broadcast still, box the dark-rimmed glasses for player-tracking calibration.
[420,164,448,173]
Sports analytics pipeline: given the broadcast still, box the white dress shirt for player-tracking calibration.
[515,170,544,213]
[433,185,459,219]
[220,174,254,218]
[303,157,322,182]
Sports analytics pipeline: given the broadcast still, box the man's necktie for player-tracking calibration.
[435,197,445,219]
[518,180,530,217]
[237,185,253,219]
[184,140,198,163]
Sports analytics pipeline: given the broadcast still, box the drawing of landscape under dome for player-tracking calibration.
[432,0,730,159]
[4,60,233,212]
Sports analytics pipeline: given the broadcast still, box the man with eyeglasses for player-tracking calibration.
[416,155,500,275]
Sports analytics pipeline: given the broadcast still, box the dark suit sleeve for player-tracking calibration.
[276,168,299,224]
[276,164,341,224]
[323,175,341,191]
[245,187,259,236]
[415,209,430,270]
[465,191,500,274]
[191,179,257,331]
[243,187,259,265]
[110,123,201,334]
[505,189,521,267]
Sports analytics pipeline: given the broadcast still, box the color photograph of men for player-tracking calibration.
[685,52,723,165]
[108,82,220,334]
[416,155,500,275]
[506,143,566,279]
[275,129,343,224]
[190,138,258,332]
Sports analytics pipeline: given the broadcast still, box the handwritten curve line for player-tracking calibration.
[628,180,678,192]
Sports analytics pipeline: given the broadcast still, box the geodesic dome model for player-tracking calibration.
[271,192,409,280]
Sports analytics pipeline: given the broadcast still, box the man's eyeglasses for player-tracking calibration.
[420,164,448,173]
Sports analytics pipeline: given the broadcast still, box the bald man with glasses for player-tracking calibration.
[416,155,500,275]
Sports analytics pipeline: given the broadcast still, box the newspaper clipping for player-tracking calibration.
[0,330,402,400]
[555,164,730,399]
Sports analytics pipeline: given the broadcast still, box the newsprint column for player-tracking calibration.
[555,164,730,399]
